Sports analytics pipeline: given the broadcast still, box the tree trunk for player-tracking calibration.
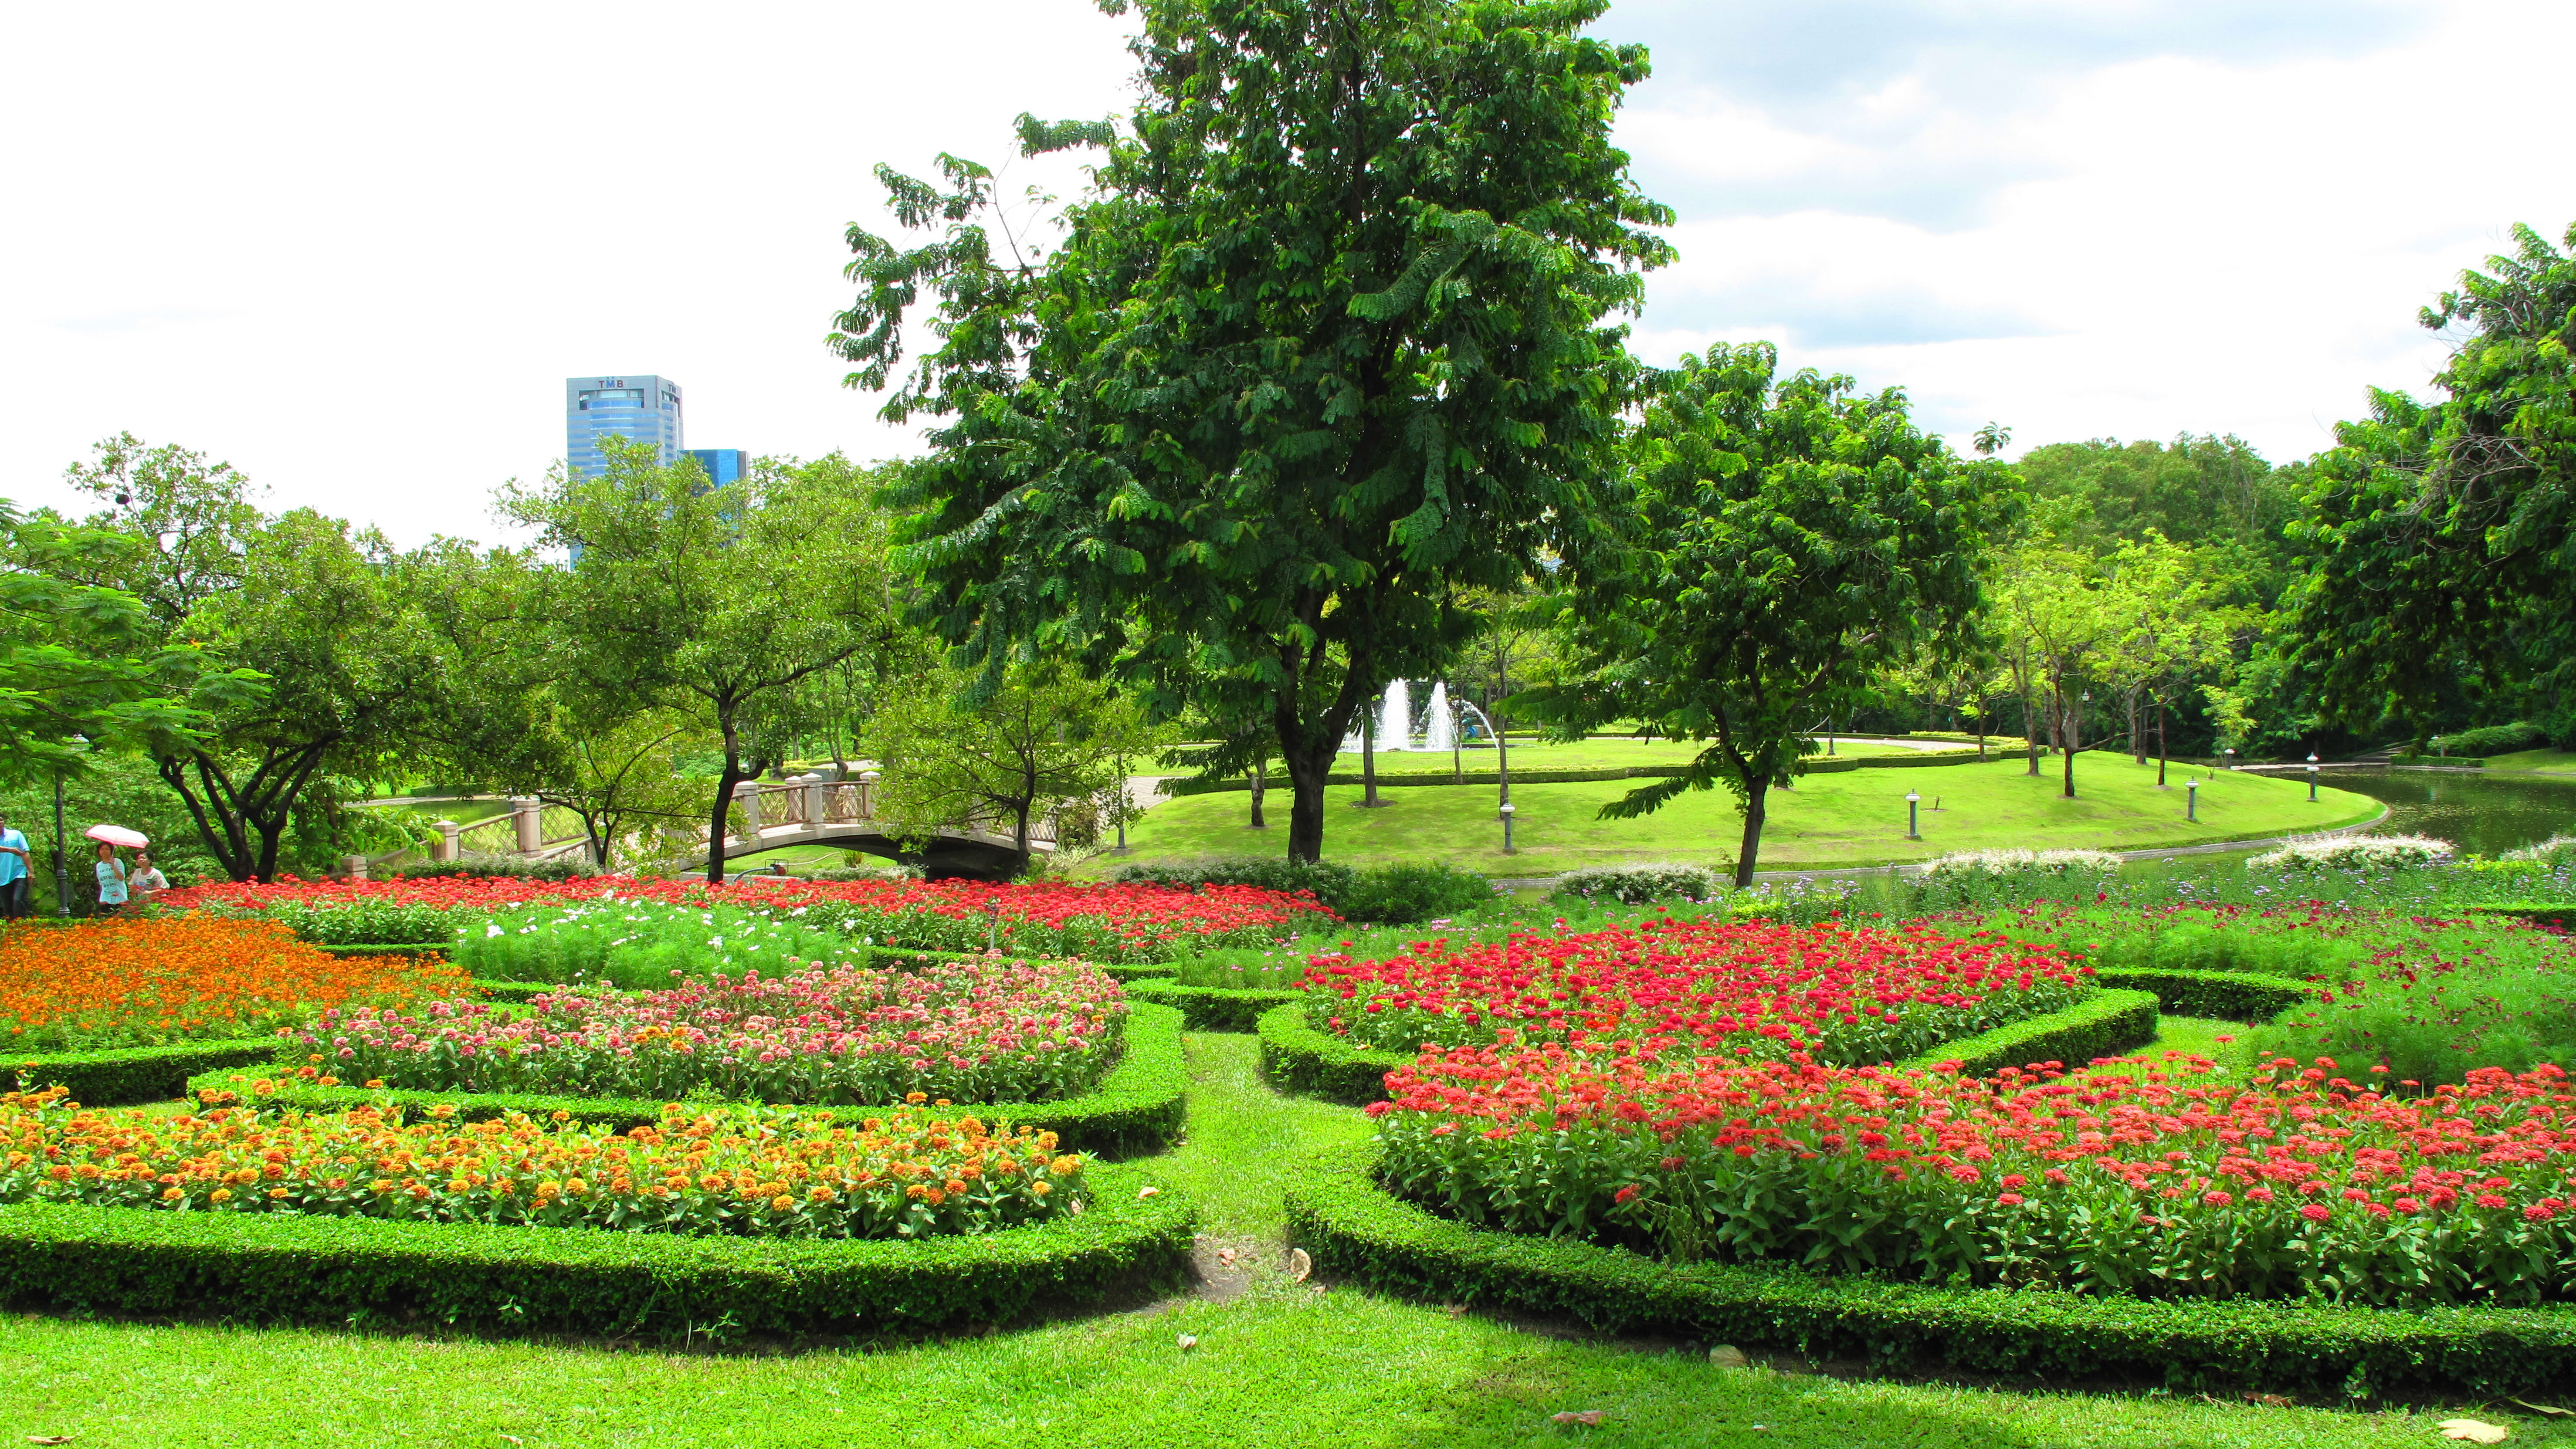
[1248,767,1267,828]
[1360,712,1385,807]
[706,753,747,885]
[1282,742,1333,864]
[2156,700,2168,787]
[2130,688,2144,764]
[2059,685,2079,799]
[1732,779,1768,890]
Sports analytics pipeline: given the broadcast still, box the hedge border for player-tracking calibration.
[1281,1142,2576,1397]
[317,943,453,960]
[192,1001,1191,1159]
[1256,1003,1408,1105]
[0,1159,1194,1340]
[2469,904,2576,932]
[2089,967,2314,1023]
[12,1039,283,1108]
[1259,989,2164,1108]
[1126,979,1306,1032]
[1890,990,2160,1076]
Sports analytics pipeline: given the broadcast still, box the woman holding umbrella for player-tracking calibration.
[86,824,147,916]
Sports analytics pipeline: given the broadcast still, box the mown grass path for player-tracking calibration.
[0,1034,2560,1447]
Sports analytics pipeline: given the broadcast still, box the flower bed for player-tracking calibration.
[1372,1042,2576,1308]
[2,919,469,1054]
[297,959,1127,1106]
[451,899,855,987]
[2,1085,1086,1240]
[164,876,1336,964]
[1305,918,2092,1067]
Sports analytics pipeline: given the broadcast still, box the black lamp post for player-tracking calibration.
[2307,752,2320,802]
[50,771,72,919]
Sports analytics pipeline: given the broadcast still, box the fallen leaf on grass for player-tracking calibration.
[1443,1303,1467,1318]
[1177,1334,1198,1351]
[1286,1248,1312,1282]
[28,1437,72,1446]
[1709,1345,1749,1369]
[2244,1392,2295,1407]
[1549,1410,1604,1426]
[2439,1420,2510,1444]
[1138,1186,1161,1199]
[1216,1247,1237,1267]
[2512,1400,2573,1417]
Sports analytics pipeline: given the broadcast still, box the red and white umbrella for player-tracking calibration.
[84,824,148,849]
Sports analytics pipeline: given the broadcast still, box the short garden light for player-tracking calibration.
[1499,800,1517,855]
[2223,747,2235,771]
[2307,751,2320,802]
[2185,778,2198,821]
[1904,790,1921,840]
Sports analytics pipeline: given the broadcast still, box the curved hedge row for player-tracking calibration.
[0,1159,1194,1340]
[1126,980,1306,1032]
[198,1001,1192,1159]
[1283,1142,2576,1397]
[2088,967,2313,1023]
[12,1039,284,1108]
[1256,1004,1406,1105]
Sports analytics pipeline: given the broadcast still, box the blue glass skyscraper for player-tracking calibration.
[683,448,747,486]
[566,375,683,478]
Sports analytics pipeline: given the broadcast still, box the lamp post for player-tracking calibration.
[1454,699,1511,818]
[2223,747,2235,772]
[2307,751,2320,802]
[50,771,72,919]
[1499,801,1517,855]
[1904,790,1920,840]
[1110,753,1131,855]
[2185,778,2199,821]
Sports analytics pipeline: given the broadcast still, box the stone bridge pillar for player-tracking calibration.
[732,780,763,837]
[510,797,543,854]
[800,773,830,825]
[432,821,461,863]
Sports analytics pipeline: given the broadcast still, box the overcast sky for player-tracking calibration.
[6,0,2567,546]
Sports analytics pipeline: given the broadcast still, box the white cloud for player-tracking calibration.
[1,0,2564,546]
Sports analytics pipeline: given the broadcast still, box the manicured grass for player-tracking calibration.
[3,1032,2554,1447]
[1119,754,2382,874]
[1330,735,1922,772]
[2484,747,2576,774]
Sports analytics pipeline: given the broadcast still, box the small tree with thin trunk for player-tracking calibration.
[500,444,895,882]
[1520,345,2014,887]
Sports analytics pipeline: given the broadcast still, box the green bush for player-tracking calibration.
[11,1040,284,1107]
[1550,863,1722,905]
[0,1159,1192,1340]
[1282,1142,2576,1397]
[2432,722,2550,757]
[392,855,599,881]
[1108,856,1488,924]
[2088,967,2313,1021]
[1889,990,2157,1075]
[451,899,855,987]
[198,1001,1192,1159]
[232,900,466,946]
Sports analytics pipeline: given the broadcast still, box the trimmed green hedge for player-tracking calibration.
[1283,1142,2576,1396]
[1126,979,1306,1032]
[195,1003,1191,1159]
[1892,990,2160,1076]
[0,1159,1194,1340]
[1256,1004,1408,1105]
[2467,904,2576,932]
[2090,968,2314,1022]
[319,942,452,960]
[12,1039,284,1107]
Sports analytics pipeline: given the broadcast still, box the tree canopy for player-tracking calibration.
[840,0,1673,862]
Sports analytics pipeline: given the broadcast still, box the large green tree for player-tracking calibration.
[838,0,1672,863]
[867,662,1150,868]
[500,446,899,882]
[1520,344,2016,886]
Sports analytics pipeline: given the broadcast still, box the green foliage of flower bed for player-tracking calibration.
[318,942,450,960]
[453,900,853,988]
[1122,979,1305,1032]
[11,1039,283,1107]
[1257,1003,1407,1105]
[197,1002,1191,1159]
[1108,856,1492,925]
[250,901,470,946]
[0,1157,1192,1340]
[1282,1141,2576,1397]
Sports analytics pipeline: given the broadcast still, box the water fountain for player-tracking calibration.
[1424,682,1453,753]
[1379,679,1412,751]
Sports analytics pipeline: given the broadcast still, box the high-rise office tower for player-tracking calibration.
[683,448,748,486]
[566,375,683,478]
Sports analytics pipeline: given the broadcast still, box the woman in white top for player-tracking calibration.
[127,850,170,911]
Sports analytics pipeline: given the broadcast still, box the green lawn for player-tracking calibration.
[2483,747,2576,774]
[4,1032,2543,1448]
[1110,754,2382,874]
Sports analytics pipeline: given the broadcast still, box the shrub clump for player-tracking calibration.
[297,959,1128,1105]
[450,899,853,987]
[9,1084,1087,1239]
[394,854,601,882]
[2427,722,2550,757]
[1550,863,1722,905]
[1110,856,1490,923]
[2247,834,2455,873]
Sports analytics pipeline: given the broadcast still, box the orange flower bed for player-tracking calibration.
[1,919,472,1054]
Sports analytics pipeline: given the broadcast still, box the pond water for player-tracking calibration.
[2316,768,2576,855]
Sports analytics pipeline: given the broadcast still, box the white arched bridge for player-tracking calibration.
[422,772,1059,879]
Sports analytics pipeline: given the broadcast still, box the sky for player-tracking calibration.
[5,0,2568,546]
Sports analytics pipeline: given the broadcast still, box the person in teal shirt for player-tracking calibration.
[0,812,27,918]
[94,842,128,914]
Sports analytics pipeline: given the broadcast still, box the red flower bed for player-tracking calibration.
[1306,917,2090,1066]
[158,876,1334,963]
[1372,1044,2576,1305]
